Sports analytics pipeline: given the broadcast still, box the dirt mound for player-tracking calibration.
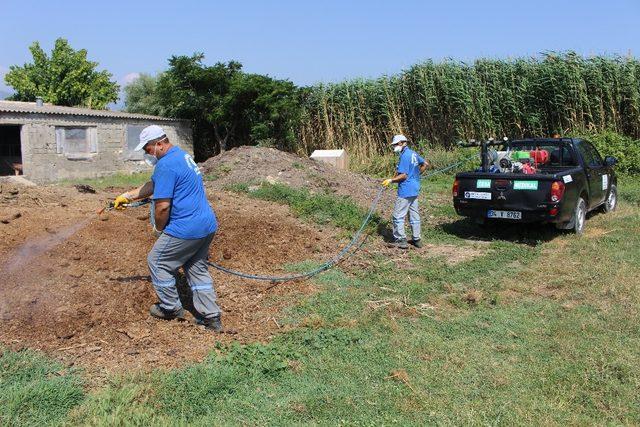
[199,146,396,216]
[0,184,342,375]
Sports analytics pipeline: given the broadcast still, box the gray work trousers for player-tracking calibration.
[147,232,221,319]
[392,196,421,241]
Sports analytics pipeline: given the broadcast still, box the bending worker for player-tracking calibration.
[382,134,429,249]
[113,125,226,333]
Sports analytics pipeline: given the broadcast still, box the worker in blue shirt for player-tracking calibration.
[382,135,429,249]
[113,125,229,333]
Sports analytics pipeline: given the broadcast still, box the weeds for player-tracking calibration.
[229,181,383,232]
[222,182,251,193]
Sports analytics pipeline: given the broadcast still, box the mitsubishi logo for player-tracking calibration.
[497,191,506,200]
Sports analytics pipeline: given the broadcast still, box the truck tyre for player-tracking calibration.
[602,184,617,213]
[556,197,587,234]
[572,198,587,234]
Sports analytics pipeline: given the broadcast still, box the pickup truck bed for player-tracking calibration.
[452,138,618,233]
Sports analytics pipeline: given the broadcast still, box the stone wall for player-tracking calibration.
[0,113,192,182]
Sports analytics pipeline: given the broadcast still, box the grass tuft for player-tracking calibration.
[0,348,85,426]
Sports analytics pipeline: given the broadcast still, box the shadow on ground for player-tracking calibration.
[379,216,565,246]
[377,223,394,243]
[438,218,563,246]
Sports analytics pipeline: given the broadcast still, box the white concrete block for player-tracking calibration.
[310,149,348,170]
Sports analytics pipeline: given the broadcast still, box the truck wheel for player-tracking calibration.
[602,184,618,213]
[556,197,587,233]
[572,198,587,234]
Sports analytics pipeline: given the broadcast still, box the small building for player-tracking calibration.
[0,100,193,182]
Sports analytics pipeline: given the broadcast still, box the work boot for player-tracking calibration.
[196,316,237,334]
[390,238,409,249]
[149,304,186,321]
[196,316,226,334]
[410,239,423,248]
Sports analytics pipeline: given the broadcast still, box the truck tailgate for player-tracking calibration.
[452,169,580,223]
[456,173,555,209]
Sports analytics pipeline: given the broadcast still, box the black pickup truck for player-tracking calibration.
[452,138,618,234]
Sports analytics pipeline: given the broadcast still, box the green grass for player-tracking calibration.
[0,349,84,426]
[202,164,233,182]
[222,181,252,193]
[228,181,384,233]
[619,176,640,205]
[57,171,152,190]
[3,175,640,425]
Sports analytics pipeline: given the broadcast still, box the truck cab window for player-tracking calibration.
[583,141,603,167]
[576,141,599,168]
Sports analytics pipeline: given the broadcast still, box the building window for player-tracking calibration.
[55,127,97,160]
[125,125,146,160]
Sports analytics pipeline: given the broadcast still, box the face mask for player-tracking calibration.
[144,154,157,166]
[393,145,403,153]
[143,143,159,166]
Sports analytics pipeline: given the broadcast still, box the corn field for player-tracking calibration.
[297,52,640,164]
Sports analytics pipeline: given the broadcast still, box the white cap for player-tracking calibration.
[135,125,166,151]
[391,134,408,145]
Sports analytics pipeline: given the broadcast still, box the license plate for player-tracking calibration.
[487,210,522,220]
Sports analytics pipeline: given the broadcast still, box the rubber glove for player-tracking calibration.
[113,193,131,210]
[382,179,393,188]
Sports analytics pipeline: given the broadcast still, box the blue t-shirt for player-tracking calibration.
[151,146,218,239]
[396,147,425,198]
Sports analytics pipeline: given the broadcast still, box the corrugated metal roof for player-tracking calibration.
[0,101,184,122]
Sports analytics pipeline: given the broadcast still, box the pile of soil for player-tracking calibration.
[0,181,342,375]
[199,146,396,216]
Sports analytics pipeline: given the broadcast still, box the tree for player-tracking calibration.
[227,73,301,152]
[123,73,165,116]
[154,54,242,159]
[5,38,119,109]
[131,53,301,161]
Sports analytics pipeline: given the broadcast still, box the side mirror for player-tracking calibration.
[604,156,617,167]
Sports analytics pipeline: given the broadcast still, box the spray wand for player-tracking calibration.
[97,198,151,215]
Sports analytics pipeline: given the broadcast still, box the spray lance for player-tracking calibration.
[97,198,152,215]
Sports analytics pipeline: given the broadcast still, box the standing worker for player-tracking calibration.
[113,125,228,333]
[382,134,429,249]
